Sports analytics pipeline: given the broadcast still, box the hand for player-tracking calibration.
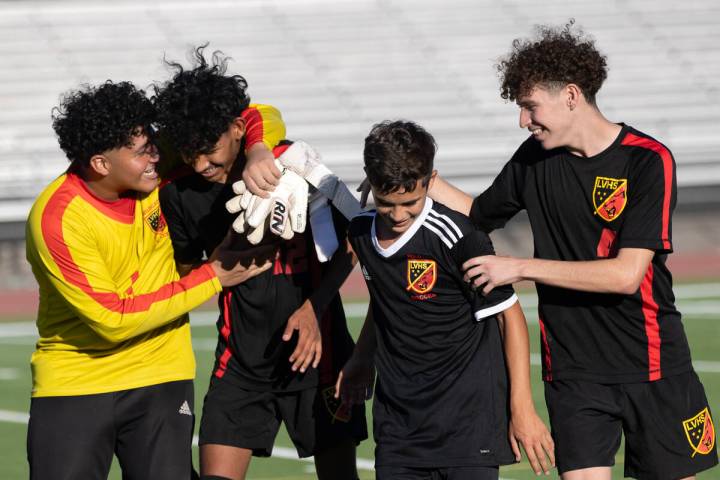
[462,255,524,294]
[356,177,371,208]
[277,141,361,220]
[334,352,375,407]
[283,300,321,373]
[227,168,309,244]
[242,142,281,197]
[508,406,555,475]
[208,232,278,287]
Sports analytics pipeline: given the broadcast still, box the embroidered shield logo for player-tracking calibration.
[593,176,627,222]
[406,259,437,294]
[144,204,168,236]
[683,407,715,457]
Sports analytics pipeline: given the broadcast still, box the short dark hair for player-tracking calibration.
[153,44,250,161]
[363,120,436,194]
[497,20,608,105]
[52,81,155,167]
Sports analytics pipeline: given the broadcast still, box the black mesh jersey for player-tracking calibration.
[160,156,355,392]
[349,199,518,468]
[470,124,692,384]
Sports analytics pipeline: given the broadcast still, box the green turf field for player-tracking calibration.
[1,283,718,479]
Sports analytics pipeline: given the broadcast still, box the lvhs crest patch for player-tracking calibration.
[144,203,168,236]
[406,259,437,294]
[593,176,627,222]
[683,407,715,457]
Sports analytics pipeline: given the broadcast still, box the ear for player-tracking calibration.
[230,116,247,141]
[88,154,110,177]
[565,83,582,110]
[427,169,438,190]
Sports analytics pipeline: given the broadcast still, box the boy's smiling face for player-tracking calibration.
[372,172,436,238]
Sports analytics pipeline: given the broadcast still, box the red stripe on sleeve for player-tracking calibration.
[41,186,216,314]
[621,133,673,250]
[596,228,618,258]
[214,290,234,378]
[639,265,662,381]
[538,314,552,381]
[241,106,264,149]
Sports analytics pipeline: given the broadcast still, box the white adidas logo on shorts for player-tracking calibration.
[178,400,192,416]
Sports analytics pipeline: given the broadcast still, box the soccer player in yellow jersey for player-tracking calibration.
[25,81,274,480]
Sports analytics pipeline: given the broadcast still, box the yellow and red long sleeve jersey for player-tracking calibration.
[26,173,222,397]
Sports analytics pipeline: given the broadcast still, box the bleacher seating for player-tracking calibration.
[0,0,718,222]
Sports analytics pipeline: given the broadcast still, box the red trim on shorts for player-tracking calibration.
[640,265,662,381]
[214,290,234,378]
[621,133,673,250]
[538,314,552,381]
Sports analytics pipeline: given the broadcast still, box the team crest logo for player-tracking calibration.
[144,204,168,236]
[406,259,437,294]
[683,407,715,457]
[593,176,627,222]
[321,386,351,423]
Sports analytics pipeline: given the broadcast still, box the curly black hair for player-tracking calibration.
[497,20,608,105]
[52,81,155,167]
[153,44,250,161]
[364,120,436,194]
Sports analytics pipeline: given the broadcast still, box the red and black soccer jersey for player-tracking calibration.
[349,198,518,468]
[470,124,691,384]
[160,146,355,392]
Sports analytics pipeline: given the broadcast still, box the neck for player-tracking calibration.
[74,167,123,201]
[565,107,622,158]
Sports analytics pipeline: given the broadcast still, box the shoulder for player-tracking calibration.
[348,210,374,238]
[422,201,475,247]
[618,126,674,165]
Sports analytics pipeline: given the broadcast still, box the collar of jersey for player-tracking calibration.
[371,197,433,258]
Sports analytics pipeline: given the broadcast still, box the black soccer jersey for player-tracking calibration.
[349,198,517,468]
[470,124,692,384]
[160,147,355,392]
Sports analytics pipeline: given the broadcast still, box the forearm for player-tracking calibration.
[428,175,473,216]
[517,248,652,294]
[308,242,357,318]
[353,307,377,359]
[498,303,535,411]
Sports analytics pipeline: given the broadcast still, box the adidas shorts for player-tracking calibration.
[545,370,718,479]
[28,380,196,480]
[198,375,367,457]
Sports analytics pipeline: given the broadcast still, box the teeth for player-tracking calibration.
[143,164,156,175]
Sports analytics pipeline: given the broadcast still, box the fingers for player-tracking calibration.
[509,434,521,463]
[356,177,371,208]
[334,371,344,399]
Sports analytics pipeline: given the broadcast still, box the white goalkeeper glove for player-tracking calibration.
[226,166,309,244]
[276,141,361,220]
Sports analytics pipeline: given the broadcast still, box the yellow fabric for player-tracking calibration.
[244,103,287,150]
[26,173,222,397]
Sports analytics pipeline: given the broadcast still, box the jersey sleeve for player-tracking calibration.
[159,181,205,264]
[242,104,286,151]
[469,143,529,232]
[451,229,518,321]
[27,203,222,344]
[617,147,676,253]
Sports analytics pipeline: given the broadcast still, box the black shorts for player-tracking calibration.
[375,465,498,480]
[27,380,196,480]
[199,375,367,457]
[545,371,718,479]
